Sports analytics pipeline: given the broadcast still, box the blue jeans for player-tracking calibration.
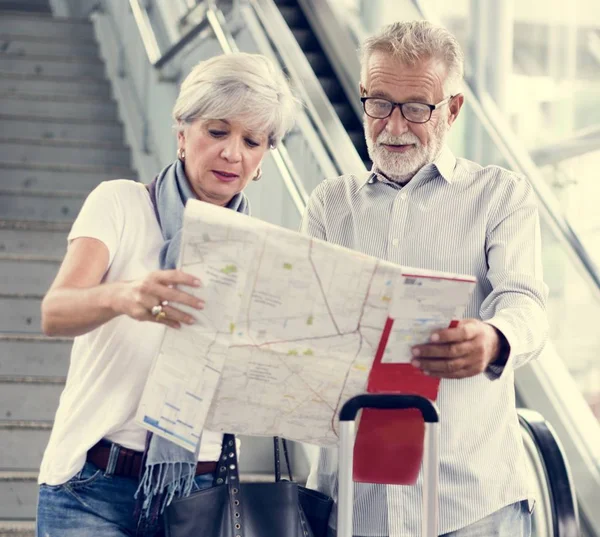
[327,500,531,537]
[37,461,214,537]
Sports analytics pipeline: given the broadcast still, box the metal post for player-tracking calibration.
[338,420,355,537]
[421,422,440,537]
[486,0,514,116]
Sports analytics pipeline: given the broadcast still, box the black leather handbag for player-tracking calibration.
[164,435,333,537]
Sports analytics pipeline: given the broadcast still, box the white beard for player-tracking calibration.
[365,117,449,184]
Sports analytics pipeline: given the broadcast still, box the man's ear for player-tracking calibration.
[359,83,366,96]
[447,94,464,127]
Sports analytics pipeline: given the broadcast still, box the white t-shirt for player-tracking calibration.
[38,180,222,486]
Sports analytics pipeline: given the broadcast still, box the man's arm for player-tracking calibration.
[481,174,549,376]
[411,174,549,379]
[300,183,327,240]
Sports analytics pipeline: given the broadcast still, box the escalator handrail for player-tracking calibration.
[204,5,308,216]
[248,0,367,177]
[518,408,580,537]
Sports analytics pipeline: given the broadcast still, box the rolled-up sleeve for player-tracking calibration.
[481,174,549,378]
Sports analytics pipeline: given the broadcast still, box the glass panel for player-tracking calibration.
[540,150,600,271]
[420,0,600,138]
[445,101,600,421]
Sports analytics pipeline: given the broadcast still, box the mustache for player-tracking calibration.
[376,133,421,146]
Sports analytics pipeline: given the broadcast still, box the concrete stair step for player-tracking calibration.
[0,33,100,58]
[0,188,86,221]
[0,254,60,295]
[0,115,122,144]
[0,94,118,121]
[0,421,52,470]
[0,72,111,98]
[0,220,68,256]
[0,471,38,521]
[0,377,64,422]
[0,520,35,537]
[0,294,42,333]
[0,0,50,13]
[0,136,131,167]
[0,54,105,78]
[0,13,95,41]
[0,162,136,191]
[0,334,71,377]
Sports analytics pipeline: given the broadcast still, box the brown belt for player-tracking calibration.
[87,441,217,479]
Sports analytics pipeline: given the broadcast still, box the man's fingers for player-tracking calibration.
[412,356,469,376]
[429,319,479,344]
[412,340,473,359]
[418,362,477,379]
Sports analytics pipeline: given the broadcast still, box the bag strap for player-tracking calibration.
[215,434,245,537]
[274,437,315,537]
[282,438,293,482]
[273,436,293,482]
[218,435,309,537]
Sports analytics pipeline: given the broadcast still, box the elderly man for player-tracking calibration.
[301,20,548,537]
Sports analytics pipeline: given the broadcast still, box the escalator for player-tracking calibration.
[272,0,370,167]
[519,409,580,537]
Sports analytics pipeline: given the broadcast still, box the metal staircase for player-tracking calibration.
[0,2,137,534]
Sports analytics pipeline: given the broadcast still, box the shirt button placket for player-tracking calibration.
[387,189,409,262]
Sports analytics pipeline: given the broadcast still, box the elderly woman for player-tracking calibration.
[36,52,297,537]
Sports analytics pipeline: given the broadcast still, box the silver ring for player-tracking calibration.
[151,304,163,317]
[161,300,169,307]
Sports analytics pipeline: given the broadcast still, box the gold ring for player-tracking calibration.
[155,311,167,321]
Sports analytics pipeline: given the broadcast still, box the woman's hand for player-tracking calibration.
[113,269,204,329]
[42,238,205,337]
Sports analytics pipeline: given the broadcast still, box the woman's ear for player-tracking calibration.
[177,129,185,149]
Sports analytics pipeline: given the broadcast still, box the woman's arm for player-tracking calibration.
[41,237,204,337]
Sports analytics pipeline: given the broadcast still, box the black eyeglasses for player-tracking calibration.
[360,96,454,123]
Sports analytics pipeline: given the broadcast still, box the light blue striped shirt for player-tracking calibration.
[301,146,549,536]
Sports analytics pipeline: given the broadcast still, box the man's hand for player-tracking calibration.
[411,319,507,379]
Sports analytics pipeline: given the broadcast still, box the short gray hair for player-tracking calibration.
[360,21,464,94]
[173,53,299,147]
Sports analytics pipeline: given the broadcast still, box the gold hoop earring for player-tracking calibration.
[252,168,262,182]
[177,148,185,161]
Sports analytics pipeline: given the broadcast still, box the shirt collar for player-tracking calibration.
[358,145,457,191]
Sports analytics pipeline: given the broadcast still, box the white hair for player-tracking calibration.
[173,53,299,147]
[360,21,464,95]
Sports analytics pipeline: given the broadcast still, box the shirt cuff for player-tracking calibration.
[484,318,515,380]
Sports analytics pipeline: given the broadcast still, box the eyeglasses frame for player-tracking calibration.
[360,95,455,124]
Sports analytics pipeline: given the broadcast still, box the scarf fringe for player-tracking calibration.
[135,461,196,520]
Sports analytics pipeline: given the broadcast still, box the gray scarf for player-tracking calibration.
[136,159,249,519]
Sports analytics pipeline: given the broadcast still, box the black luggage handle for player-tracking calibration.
[339,394,439,423]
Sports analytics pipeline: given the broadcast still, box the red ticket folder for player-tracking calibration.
[352,318,456,484]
